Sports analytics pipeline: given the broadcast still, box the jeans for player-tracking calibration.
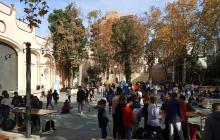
[68,95,71,103]
[101,127,107,138]
[78,102,84,113]
[46,101,54,109]
[169,122,185,140]
[126,127,132,140]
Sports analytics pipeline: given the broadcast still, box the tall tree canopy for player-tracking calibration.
[48,3,87,87]
[111,16,147,83]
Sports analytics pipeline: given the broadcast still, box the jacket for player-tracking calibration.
[77,89,85,102]
[180,101,187,123]
[98,108,109,128]
[204,112,220,140]
[166,99,182,123]
[123,106,134,128]
[147,104,161,127]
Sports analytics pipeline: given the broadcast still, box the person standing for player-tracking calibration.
[66,87,72,103]
[147,96,164,140]
[115,95,126,139]
[77,86,85,115]
[112,87,123,139]
[204,103,220,140]
[123,96,135,140]
[166,92,184,140]
[106,86,115,114]
[41,85,46,98]
[52,90,59,105]
[46,89,54,109]
[97,99,109,139]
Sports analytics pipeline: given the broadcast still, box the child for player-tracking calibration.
[61,100,72,114]
[97,99,109,139]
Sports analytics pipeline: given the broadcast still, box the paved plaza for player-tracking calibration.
[39,93,113,140]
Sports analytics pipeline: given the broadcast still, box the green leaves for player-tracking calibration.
[111,16,147,82]
[48,3,87,85]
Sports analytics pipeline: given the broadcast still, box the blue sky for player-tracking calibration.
[2,0,174,37]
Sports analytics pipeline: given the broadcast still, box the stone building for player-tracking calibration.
[0,2,56,93]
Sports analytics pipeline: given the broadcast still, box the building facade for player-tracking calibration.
[0,2,55,93]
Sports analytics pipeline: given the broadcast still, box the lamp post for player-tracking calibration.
[25,42,31,138]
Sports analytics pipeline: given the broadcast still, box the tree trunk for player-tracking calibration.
[164,65,168,82]
[148,66,152,84]
[78,64,83,86]
[68,68,71,87]
[124,61,131,83]
[172,62,175,82]
[182,58,186,85]
[107,64,110,81]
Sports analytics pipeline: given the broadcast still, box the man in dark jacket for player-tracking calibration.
[204,103,220,140]
[166,92,184,140]
[77,86,85,115]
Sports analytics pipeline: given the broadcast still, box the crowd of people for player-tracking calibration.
[0,81,219,140]
[93,81,220,140]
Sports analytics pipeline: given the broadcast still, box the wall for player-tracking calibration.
[0,2,55,93]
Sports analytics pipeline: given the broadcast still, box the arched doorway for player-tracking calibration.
[31,52,39,90]
[0,42,18,91]
[41,55,52,90]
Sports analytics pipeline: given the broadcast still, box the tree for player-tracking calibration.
[111,16,147,83]
[199,0,220,48]
[48,3,87,87]
[89,12,120,81]
[87,65,102,81]
[144,6,162,82]
[163,0,198,83]
[19,0,49,28]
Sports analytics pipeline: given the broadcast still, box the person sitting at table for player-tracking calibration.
[212,88,220,99]
[1,90,13,108]
[204,103,220,140]
[31,96,42,130]
[197,97,211,109]
[188,95,197,106]
[11,91,23,107]
[61,100,72,114]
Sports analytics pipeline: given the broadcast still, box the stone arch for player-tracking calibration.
[0,41,18,91]
[31,50,40,90]
[0,37,23,53]
[41,54,54,90]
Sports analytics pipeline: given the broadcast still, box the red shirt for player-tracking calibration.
[180,101,187,123]
[123,106,134,128]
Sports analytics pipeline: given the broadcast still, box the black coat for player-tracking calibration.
[98,108,108,128]
[77,89,85,103]
[204,112,220,140]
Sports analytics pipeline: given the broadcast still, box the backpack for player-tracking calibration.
[2,119,16,131]
[44,120,55,131]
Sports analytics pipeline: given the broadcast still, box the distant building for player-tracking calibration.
[0,2,56,93]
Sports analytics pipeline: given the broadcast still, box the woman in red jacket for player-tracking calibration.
[123,96,135,140]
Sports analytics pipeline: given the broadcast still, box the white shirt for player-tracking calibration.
[66,88,71,96]
[1,98,13,108]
